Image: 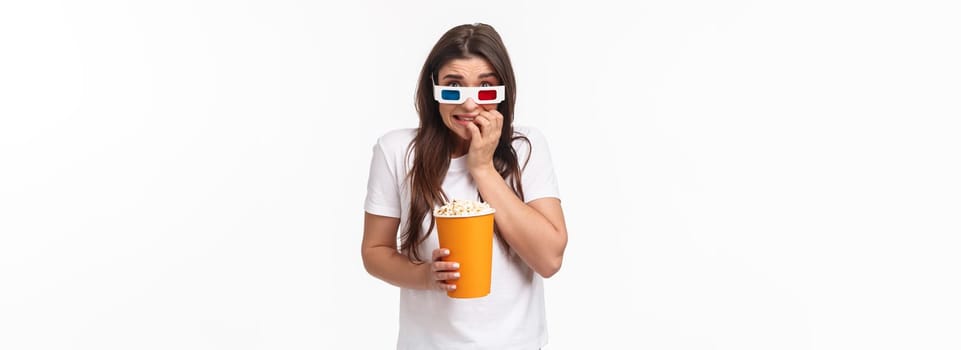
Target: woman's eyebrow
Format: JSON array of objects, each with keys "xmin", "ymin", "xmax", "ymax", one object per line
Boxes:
[{"xmin": 441, "ymin": 73, "xmax": 499, "ymax": 80}]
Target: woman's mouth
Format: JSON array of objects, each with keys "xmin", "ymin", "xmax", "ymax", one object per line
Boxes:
[{"xmin": 454, "ymin": 115, "xmax": 477, "ymax": 125}]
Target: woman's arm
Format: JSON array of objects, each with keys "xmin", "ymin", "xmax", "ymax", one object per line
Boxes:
[
  {"xmin": 472, "ymin": 169, "xmax": 568, "ymax": 278},
  {"xmin": 361, "ymin": 212, "xmax": 461, "ymax": 291},
  {"xmin": 465, "ymin": 106, "xmax": 569, "ymax": 278}
]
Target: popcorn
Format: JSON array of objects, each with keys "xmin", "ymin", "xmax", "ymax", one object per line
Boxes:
[{"xmin": 434, "ymin": 199, "xmax": 495, "ymax": 217}]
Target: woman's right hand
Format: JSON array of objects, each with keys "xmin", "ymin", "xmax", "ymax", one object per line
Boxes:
[{"xmin": 426, "ymin": 248, "xmax": 460, "ymax": 292}]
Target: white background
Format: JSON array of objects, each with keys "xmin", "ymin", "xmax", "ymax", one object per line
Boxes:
[{"xmin": 1, "ymin": 0, "xmax": 959, "ymax": 349}]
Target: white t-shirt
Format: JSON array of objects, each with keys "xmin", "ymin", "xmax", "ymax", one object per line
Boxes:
[{"xmin": 365, "ymin": 126, "xmax": 560, "ymax": 350}]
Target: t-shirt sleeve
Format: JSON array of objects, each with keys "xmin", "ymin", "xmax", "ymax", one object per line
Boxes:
[
  {"xmin": 364, "ymin": 141, "xmax": 402, "ymax": 218},
  {"xmin": 518, "ymin": 128, "xmax": 561, "ymax": 203}
]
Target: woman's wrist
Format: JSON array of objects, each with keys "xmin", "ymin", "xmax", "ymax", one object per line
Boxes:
[
  {"xmin": 417, "ymin": 262, "xmax": 433, "ymax": 290},
  {"xmin": 469, "ymin": 162, "xmax": 498, "ymax": 179}
]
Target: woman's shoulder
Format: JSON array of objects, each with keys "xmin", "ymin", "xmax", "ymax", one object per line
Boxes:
[
  {"xmin": 511, "ymin": 125, "xmax": 550, "ymax": 149},
  {"xmin": 513, "ymin": 125, "xmax": 549, "ymax": 140},
  {"xmin": 374, "ymin": 128, "xmax": 417, "ymax": 151}
]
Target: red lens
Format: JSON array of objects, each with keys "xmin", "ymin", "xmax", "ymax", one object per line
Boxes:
[{"xmin": 477, "ymin": 90, "xmax": 497, "ymax": 101}]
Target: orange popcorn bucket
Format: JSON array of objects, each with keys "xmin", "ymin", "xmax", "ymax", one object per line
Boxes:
[{"xmin": 435, "ymin": 210, "xmax": 496, "ymax": 298}]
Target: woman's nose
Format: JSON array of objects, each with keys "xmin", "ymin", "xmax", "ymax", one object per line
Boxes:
[{"xmin": 461, "ymin": 97, "xmax": 479, "ymax": 110}]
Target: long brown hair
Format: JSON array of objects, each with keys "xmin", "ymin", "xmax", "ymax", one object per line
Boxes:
[{"xmin": 401, "ymin": 23, "xmax": 530, "ymax": 262}]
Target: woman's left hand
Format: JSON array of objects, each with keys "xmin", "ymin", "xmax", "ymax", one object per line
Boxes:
[{"xmin": 465, "ymin": 108, "xmax": 503, "ymax": 174}]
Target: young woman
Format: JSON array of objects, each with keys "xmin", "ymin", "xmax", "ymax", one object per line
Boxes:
[{"xmin": 362, "ymin": 23, "xmax": 568, "ymax": 350}]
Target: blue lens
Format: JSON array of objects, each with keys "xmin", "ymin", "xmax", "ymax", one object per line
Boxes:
[{"xmin": 441, "ymin": 90, "xmax": 460, "ymax": 101}]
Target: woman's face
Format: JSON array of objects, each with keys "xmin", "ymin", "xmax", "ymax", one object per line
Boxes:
[{"xmin": 435, "ymin": 57, "xmax": 502, "ymax": 143}]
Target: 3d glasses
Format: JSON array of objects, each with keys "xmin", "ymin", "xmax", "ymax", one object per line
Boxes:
[{"xmin": 433, "ymin": 85, "xmax": 506, "ymax": 104}]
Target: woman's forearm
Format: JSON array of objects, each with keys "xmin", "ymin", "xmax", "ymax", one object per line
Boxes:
[
  {"xmin": 362, "ymin": 246, "xmax": 430, "ymax": 290},
  {"xmin": 472, "ymin": 165, "xmax": 567, "ymax": 278}
]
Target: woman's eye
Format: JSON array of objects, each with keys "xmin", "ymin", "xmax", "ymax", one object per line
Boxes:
[
  {"xmin": 480, "ymin": 82, "xmax": 492, "ymax": 87},
  {"xmin": 447, "ymin": 82, "xmax": 461, "ymax": 87}
]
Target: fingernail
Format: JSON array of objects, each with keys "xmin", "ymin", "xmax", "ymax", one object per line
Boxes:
[
  {"xmin": 450, "ymin": 285, "xmax": 457, "ymax": 290},
  {"xmin": 453, "ymin": 273, "xmax": 460, "ymax": 278},
  {"xmin": 444, "ymin": 249, "xmax": 450, "ymax": 255},
  {"xmin": 452, "ymin": 263, "xmax": 460, "ymax": 269}
]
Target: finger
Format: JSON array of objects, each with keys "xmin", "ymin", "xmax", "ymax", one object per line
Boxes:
[
  {"xmin": 473, "ymin": 113, "xmax": 493, "ymax": 136},
  {"xmin": 474, "ymin": 114, "xmax": 493, "ymax": 130},
  {"xmin": 465, "ymin": 119, "xmax": 482, "ymax": 140},
  {"xmin": 435, "ymin": 282, "xmax": 457, "ymax": 291},
  {"xmin": 431, "ymin": 248, "xmax": 450, "ymax": 262},
  {"xmin": 492, "ymin": 111, "xmax": 504, "ymax": 133},
  {"xmin": 478, "ymin": 110, "xmax": 502, "ymax": 137},
  {"xmin": 491, "ymin": 111, "xmax": 503, "ymax": 132},
  {"xmin": 434, "ymin": 271, "xmax": 461, "ymax": 282},
  {"xmin": 432, "ymin": 260, "xmax": 460, "ymax": 272},
  {"xmin": 479, "ymin": 109, "xmax": 503, "ymax": 122}
]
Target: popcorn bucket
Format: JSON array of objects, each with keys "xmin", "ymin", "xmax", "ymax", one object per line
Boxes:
[{"xmin": 435, "ymin": 210, "xmax": 496, "ymax": 298}]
